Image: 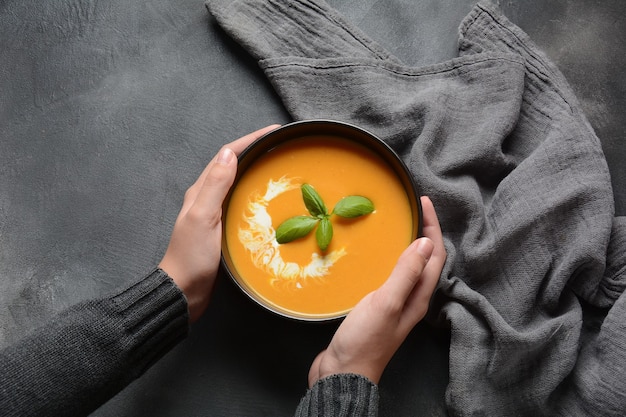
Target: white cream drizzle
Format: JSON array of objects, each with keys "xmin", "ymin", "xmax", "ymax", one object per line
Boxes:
[{"xmin": 238, "ymin": 176, "xmax": 347, "ymax": 286}]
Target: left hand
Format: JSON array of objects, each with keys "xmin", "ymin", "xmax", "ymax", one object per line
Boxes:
[{"xmin": 159, "ymin": 124, "xmax": 280, "ymax": 322}]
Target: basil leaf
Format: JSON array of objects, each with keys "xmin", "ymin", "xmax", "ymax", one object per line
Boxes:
[
  {"xmin": 333, "ymin": 196, "xmax": 375, "ymax": 218},
  {"xmin": 316, "ymin": 217, "xmax": 333, "ymax": 251},
  {"xmin": 301, "ymin": 184, "xmax": 328, "ymax": 218},
  {"xmin": 275, "ymin": 216, "xmax": 319, "ymax": 244}
]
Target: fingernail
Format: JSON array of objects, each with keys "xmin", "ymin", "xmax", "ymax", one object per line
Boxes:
[
  {"xmin": 415, "ymin": 238, "xmax": 434, "ymax": 260},
  {"xmin": 216, "ymin": 147, "xmax": 235, "ymax": 165}
]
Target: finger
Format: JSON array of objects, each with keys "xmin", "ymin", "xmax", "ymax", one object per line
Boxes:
[
  {"xmin": 193, "ymin": 147, "xmax": 238, "ymax": 224},
  {"xmin": 183, "ymin": 124, "xmax": 281, "ymax": 209},
  {"xmin": 379, "ymin": 237, "xmax": 434, "ymax": 305},
  {"xmin": 192, "ymin": 124, "xmax": 280, "ymax": 213},
  {"xmin": 400, "ymin": 196, "xmax": 446, "ymax": 321},
  {"xmin": 227, "ymin": 124, "xmax": 281, "ymax": 156},
  {"xmin": 194, "ymin": 124, "xmax": 280, "ymax": 190},
  {"xmin": 419, "ymin": 196, "xmax": 447, "ymax": 284},
  {"xmin": 420, "ymin": 196, "xmax": 445, "ymax": 256}
]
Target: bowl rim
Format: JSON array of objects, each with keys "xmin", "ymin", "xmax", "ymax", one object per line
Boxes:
[{"xmin": 221, "ymin": 119, "xmax": 423, "ymax": 322}]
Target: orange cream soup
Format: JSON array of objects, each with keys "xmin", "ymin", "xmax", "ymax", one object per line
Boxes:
[{"xmin": 225, "ymin": 136, "xmax": 414, "ymax": 318}]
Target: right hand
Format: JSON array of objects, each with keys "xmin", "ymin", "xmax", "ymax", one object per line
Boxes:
[{"xmin": 307, "ymin": 196, "xmax": 446, "ymax": 385}]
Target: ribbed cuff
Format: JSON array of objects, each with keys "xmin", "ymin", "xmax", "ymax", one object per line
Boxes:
[
  {"xmin": 0, "ymin": 269, "xmax": 190, "ymax": 417},
  {"xmin": 295, "ymin": 374, "xmax": 379, "ymax": 417},
  {"xmin": 109, "ymin": 268, "xmax": 189, "ymax": 376}
]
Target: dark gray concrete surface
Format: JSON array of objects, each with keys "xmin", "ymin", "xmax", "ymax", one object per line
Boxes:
[{"xmin": 1, "ymin": 0, "xmax": 624, "ymax": 415}]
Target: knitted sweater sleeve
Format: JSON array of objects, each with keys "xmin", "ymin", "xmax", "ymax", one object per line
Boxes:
[
  {"xmin": 0, "ymin": 268, "xmax": 189, "ymax": 417},
  {"xmin": 295, "ymin": 374, "xmax": 379, "ymax": 417}
]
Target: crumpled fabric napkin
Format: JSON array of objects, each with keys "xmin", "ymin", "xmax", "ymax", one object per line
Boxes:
[{"xmin": 206, "ymin": 0, "xmax": 626, "ymax": 415}]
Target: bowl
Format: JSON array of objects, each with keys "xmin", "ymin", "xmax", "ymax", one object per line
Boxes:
[{"xmin": 221, "ymin": 120, "xmax": 422, "ymax": 321}]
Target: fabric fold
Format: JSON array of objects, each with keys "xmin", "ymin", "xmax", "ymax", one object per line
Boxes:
[
  {"xmin": 207, "ymin": 0, "xmax": 401, "ymax": 63},
  {"xmin": 206, "ymin": 0, "xmax": 626, "ymax": 415}
]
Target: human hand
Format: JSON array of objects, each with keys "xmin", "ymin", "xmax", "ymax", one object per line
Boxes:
[
  {"xmin": 307, "ymin": 196, "xmax": 446, "ymax": 385},
  {"xmin": 159, "ymin": 124, "xmax": 280, "ymax": 323}
]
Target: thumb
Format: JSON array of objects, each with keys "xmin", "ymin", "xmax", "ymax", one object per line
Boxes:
[
  {"xmin": 381, "ymin": 238, "xmax": 434, "ymax": 304},
  {"xmin": 196, "ymin": 147, "xmax": 237, "ymax": 220}
]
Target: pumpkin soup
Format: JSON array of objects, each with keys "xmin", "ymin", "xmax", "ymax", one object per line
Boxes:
[{"xmin": 224, "ymin": 135, "xmax": 414, "ymax": 319}]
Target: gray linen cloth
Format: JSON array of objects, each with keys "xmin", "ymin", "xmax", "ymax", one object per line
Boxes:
[{"xmin": 206, "ymin": 0, "xmax": 626, "ymax": 415}]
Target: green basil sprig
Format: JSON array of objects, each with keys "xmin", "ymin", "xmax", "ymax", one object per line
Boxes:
[{"xmin": 275, "ymin": 184, "xmax": 374, "ymax": 251}]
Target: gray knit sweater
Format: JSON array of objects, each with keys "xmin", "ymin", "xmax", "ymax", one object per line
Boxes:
[{"xmin": 0, "ymin": 269, "xmax": 378, "ymax": 416}]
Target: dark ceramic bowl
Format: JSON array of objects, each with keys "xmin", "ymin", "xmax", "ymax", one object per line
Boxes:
[{"xmin": 221, "ymin": 120, "xmax": 422, "ymax": 321}]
